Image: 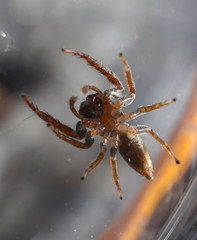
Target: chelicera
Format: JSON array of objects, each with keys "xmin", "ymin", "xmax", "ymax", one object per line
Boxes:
[{"xmin": 22, "ymin": 49, "xmax": 180, "ymax": 199}]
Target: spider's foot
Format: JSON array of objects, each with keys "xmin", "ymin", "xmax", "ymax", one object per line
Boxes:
[
  {"xmin": 21, "ymin": 93, "xmax": 29, "ymax": 102},
  {"xmin": 81, "ymin": 171, "xmax": 89, "ymax": 180},
  {"xmin": 81, "ymin": 176, "xmax": 85, "ymax": 181},
  {"xmin": 175, "ymin": 158, "xmax": 180, "ymax": 164},
  {"xmin": 118, "ymin": 190, "xmax": 123, "ymax": 200},
  {"xmin": 61, "ymin": 48, "xmax": 74, "ymax": 54},
  {"xmin": 21, "ymin": 94, "xmax": 31, "ymax": 105},
  {"xmin": 21, "ymin": 93, "xmax": 27, "ymax": 98}
]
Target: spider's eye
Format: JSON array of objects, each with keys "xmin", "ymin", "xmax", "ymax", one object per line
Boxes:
[{"xmin": 79, "ymin": 93, "xmax": 103, "ymax": 118}]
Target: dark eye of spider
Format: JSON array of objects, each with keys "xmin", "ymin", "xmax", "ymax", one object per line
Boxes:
[{"xmin": 79, "ymin": 93, "xmax": 103, "ymax": 118}]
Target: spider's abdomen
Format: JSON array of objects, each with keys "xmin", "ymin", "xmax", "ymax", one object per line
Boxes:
[
  {"xmin": 118, "ymin": 133, "xmax": 154, "ymax": 180},
  {"xmin": 79, "ymin": 93, "xmax": 103, "ymax": 118}
]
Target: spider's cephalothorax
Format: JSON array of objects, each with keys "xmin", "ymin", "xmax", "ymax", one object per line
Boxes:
[
  {"xmin": 22, "ymin": 49, "xmax": 180, "ymax": 199},
  {"xmin": 79, "ymin": 93, "xmax": 103, "ymax": 118}
]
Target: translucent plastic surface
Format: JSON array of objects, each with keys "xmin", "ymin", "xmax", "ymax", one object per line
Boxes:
[{"xmin": 0, "ymin": 1, "xmax": 196, "ymax": 240}]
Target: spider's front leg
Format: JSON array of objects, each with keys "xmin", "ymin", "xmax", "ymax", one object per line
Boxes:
[
  {"xmin": 61, "ymin": 48, "xmax": 124, "ymax": 90},
  {"xmin": 21, "ymin": 94, "xmax": 80, "ymax": 139},
  {"xmin": 22, "ymin": 94, "xmax": 94, "ymax": 147},
  {"xmin": 110, "ymin": 131, "xmax": 123, "ymax": 199},
  {"xmin": 136, "ymin": 125, "xmax": 180, "ymax": 164},
  {"xmin": 119, "ymin": 53, "xmax": 135, "ymax": 96},
  {"xmin": 47, "ymin": 123, "xmax": 94, "ymax": 149}
]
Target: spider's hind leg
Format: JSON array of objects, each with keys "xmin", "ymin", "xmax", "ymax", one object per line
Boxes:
[
  {"xmin": 62, "ymin": 48, "xmax": 124, "ymax": 90},
  {"xmin": 47, "ymin": 123, "xmax": 94, "ymax": 149},
  {"xmin": 21, "ymin": 94, "xmax": 80, "ymax": 139},
  {"xmin": 136, "ymin": 125, "xmax": 180, "ymax": 164},
  {"xmin": 110, "ymin": 131, "xmax": 123, "ymax": 199}
]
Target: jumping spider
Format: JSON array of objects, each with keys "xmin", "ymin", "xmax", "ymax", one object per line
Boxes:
[{"xmin": 22, "ymin": 48, "xmax": 180, "ymax": 199}]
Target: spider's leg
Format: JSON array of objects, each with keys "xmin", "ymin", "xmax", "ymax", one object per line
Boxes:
[
  {"xmin": 119, "ymin": 53, "xmax": 136, "ymax": 96},
  {"xmin": 47, "ymin": 123, "xmax": 94, "ymax": 149},
  {"xmin": 21, "ymin": 94, "xmax": 80, "ymax": 139},
  {"xmin": 62, "ymin": 48, "xmax": 124, "ymax": 90},
  {"xmin": 136, "ymin": 125, "xmax": 180, "ymax": 164},
  {"xmin": 110, "ymin": 131, "xmax": 123, "ymax": 199},
  {"xmin": 118, "ymin": 98, "xmax": 176, "ymax": 122},
  {"xmin": 81, "ymin": 133, "xmax": 109, "ymax": 180}
]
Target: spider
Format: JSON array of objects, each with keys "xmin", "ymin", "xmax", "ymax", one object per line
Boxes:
[{"xmin": 21, "ymin": 48, "xmax": 180, "ymax": 199}]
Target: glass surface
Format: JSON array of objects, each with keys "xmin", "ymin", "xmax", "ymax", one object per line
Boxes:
[{"xmin": 0, "ymin": 1, "xmax": 196, "ymax": 240}]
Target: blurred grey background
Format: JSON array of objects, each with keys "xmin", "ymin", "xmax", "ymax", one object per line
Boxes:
[{"xmin": 0, "ymin": 0, "xmax": 196, "ymax": 240}]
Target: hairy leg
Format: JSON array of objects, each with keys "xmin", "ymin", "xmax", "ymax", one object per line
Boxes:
[
  {"xmin": 22, "ymin": 94, "xmax": 80, "ymax": 138},
  {"xmin": 62, "ymin": 48, "xmax": 124, "ymax": 90},
  {"xmin": 136, "ymin": 125, "xmax": 180, "ymax": 164},
  {"xmin": 118, "ymin": 98, "xmax": 176, "ymax": 122},
  {"xmin": 119, "ymin": 53, "xmax": 136, "ymax": 96},
  {"xmin": 110, "ymin": 131, "xmax": 123, "ymax": 199},
  {"xmin": 47, "ymin": 123, "xmax": 94, "ymax": 149},
  {"xmin": 81, "ymin": 133, "xmax": 109, "ymax": 180}
]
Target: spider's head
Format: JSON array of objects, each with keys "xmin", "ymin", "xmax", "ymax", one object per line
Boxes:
[{"xmin": 79, "ymin": 93, "xmax": 103, "ymax": 118}]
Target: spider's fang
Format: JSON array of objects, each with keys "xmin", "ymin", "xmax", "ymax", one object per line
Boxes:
[{"xmin": 119, "ymin": 52, "xmax": 123, "ymax": 57}]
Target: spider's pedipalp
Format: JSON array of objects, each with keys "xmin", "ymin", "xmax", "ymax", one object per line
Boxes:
[
  {"xmin": 136, "ymin": 125, "xmax": 180, "ymax": 164},
  {"xmin": 76, "ymin": 121, "xmax": 87, "ymax": 138},
  {"xmin": 69, "ymin": 96, "xmax": 83, "ymax": 120},
  {"xmin": 62, "ymin": 48, "xmax": 124, "ymax": 90},
  {"xmin": 81, "ymin": 85, "xmax": 104, "ymax": 96}
]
